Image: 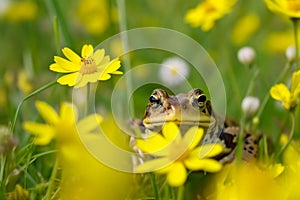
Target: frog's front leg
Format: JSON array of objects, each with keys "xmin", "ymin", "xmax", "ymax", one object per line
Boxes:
[
  {"xmin": 129, "ymin": 119, "xmax": 147, "ymax": 168},
  {"xmin": 219, "ymin": 127, "xmax": 259, "ymax": 164}
]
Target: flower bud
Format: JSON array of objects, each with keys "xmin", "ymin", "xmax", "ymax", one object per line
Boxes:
[
  {"xmin": 0, "ymin": 126, "xmax": 18, "ymax": 155},
  {"xmin": 252, "ymin": 116, "xmax": 260, "ymax": 126},
  {"xmin": 285, "ymin": 45, "xmax": 298, "ymax": 62},
  {"xmin": 237, "ymin": 46, "xmax": 256, "ymax": 66},
  {"xmin": 159, "ymin": 57, "xmax": 190, "ymax": 86},
  {"xmin": 242, "ymin": 96, "xmax": 260, "ymax": 117}
]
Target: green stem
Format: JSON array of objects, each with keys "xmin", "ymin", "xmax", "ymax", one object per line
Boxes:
[
  {"xmin": 116, "ymin": 0, "xmax": 135, "ymax": 117},
  {"xmin": 85, "ymin": 83, "xmax": 91, "ymax": 116},
  {"xmin": 228, "ymin": 58, "xmax": 242, "ymax": 106},
  {"xmin": 0, "ymin": 156, "xmax": 6, "ymax": 194},
  {"xmin": 148, "ymin": 173, "xmax": 159, "ymax": 200},
  {"xmin": 176, "ymin": 185, "xmax": 184, "ymax": 200},
  {"xmin": 275, "ymin": 112, "xmax": 295, "ymax": 160},
  {"xmin": 245, "ymin": 68, "xmax": 260, "ymax": 97},
  {"xmin": 45, "ymin": 156, "xmax": 59, "ymax": 200},
  {"xmin": 46, "ymin": 0, "xmax": 73, "ymax": 47},
  {"xmin": 292, "ymin": 18, "xmax": 299, "ymax": 69},
  {"xmin": 10, "ymin": 80, "xmax": 57, "ymax": 133},
  {"xmin": 263, "ymin": 135, "xmax": 269, "ymax": 161},
  {"xmin": 236, "ymin": 115, "xmax": 246, "ymax": 164},
  {"xmin": 53, "ymin": 16, "xmax": 61, "ymax": 55},
  {"xmin": 236, "ymin": 68, "xmax": 259, "ymax": 162},
  {"xmin": 256, "ymin": 62, "xmax": 290, "ymax": 120}
]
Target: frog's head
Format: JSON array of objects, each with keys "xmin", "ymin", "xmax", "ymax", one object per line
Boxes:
[{"xmin": 143, "ymin": 88, "xmax": 214, "ymax": 130}]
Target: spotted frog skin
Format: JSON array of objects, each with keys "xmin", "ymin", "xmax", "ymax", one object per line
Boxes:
[{"xmin": 135, "ymin": 88, "xmax": 258, "ymax": 164}]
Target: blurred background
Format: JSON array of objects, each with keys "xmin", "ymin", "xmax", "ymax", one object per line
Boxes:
[
  {"xmin": 0, "ymin": 0, "xmax": 298, "ymax": 199},
  {"xmin": 0, "ymin": 0, "xmax": 293, "ymax": 125}
]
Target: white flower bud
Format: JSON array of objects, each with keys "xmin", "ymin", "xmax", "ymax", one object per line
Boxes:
[
  {"xmin": 242, "ymin": 96, "xmax": 260, "ymax": 117},
  {"xmin": 237, "ymin": 47, "xmax": 256, "ymax": 66},
  {"xmin": 285, "ymin": 45, "xmax": 298, "ymax": 62},
  {"xmin": 159, "ymin": 57, "xmax": 190, "ymax": 86}
]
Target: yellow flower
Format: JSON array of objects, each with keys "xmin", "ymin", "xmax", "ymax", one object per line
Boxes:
[
  {"xmin": 135, "ymin": 122, "xmax": 223, "ymax": 187},
  {"xmin": 265, "ymin": 0, "xmax": 300, "ymax": 18},
  {"xmin": 23, "ymin": 101, "xmax": 102, "ymax": 146},
  {"xmin": 76, "ymin": 0, "xmax": 109, "ymax": 35},
  {"xmin": 23, "ymin": 102, "xmax": 134, "ymax": 199},
  {"xmin": 17, "ymin": 70, "xmax": 33, "ymax": 95},
  {"xmin": 270, "ymin": 70, "xmax": 300, "ymax": 110},
  {"xmin": 204, "ymin": 163, "xmax": 284, "ymax": 200},
  {"xmin": 6, "ymin": 184, "xmax": 30, "ymax": 200},
  {"xmin": 265, "ymin": 30, "xmax": 295, "ymax": 53},
  {"xmin": 0, "ymin": 87, "xmax": 7, "ymax": 108},
  {"xmin": 231, "ymin": 13, "xmax": 260, "ymax": 45},
  {"xmin": 282, "ymin": 141, "xmax": 300, "ymax": 199},
  {"xmin": 49, "ymin": 44, "xmax": 122, "ymax": 88},
  {"xmin": 2, "ymin": 1, "xmax": 37, "ymax": 22},
  {"xmin": 185, "ymin": 0, "xmax": 237, "ymax": 31}
]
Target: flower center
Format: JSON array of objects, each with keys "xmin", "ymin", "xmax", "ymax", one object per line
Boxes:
[
  {"xmin": 169, "ymin": 141, "xmax": 190, "ymax": 161},
  {"xmin": 79, "ymin": 57, "xmax": 97, "ymax": 74},
  {"xmin": 286, "ymin": 0, "xmax": 300, "ymax": 12},
  {"xmin": 170, "ymin": 66, "xmax": 179, "ymax": 75},
  {"xmin": 203, "ymin": 2, "xmax": 216, "ymax": 13}
]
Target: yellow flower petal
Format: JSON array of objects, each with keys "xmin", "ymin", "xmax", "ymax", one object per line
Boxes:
[
  {"xmin": 34, "ymin": 134, "xmax": 55, "ymax": 146},
  {"xmin": 81, "ymin": 44, "xmax": 94, "ymax": 58},
  {"xmin": 167, "ymin": 162, "xmax": 187, "ymax": 187},
  {"xmin": 195, "ymin": 143, "xmax": 223, "ymax": 158},
  {"xmin": 155, "ymin": 162, "xmax": 174, "ymax": 174},
  {"xmin": 269, "ymin": 164, "xmax": 285, "ymax": 178},
  {"xmin": 57, "ymin": 72, "xmax": 80, "ymax": 86},
  {"xmin": 35, "ymin": 101, "xmax": 59, "ymax": 125},
  {"xmin": 62, "ymin": 47, "xmax": 81, "ymax": 65},
  {"xmin": 98, "ymin": 58, "xmax": 122, "ymax": 81},
  {"xmin": 60, "ymin": 102, "xmax": 77, "ymax": 123},
  {"xmin": 49, "ymin": 63, "xmax": 74, "ymax": 73},
  {"xmin": 135, "ymin": 157, "xmax": 170, "ymax": 173},
  {"xmin": 184, "ymin": 158, "xmax": 222, "ymax": 172},
  {"xmin": 291, "ymin": 70, "xmax": 300, "ymax": 94},
  {"xmin": 270, "ymin": 83, "xmax": 290, "ymax": 103},
  {"xmin": 162, "ymin": 122, "xmax": 181, "ymax": 142},
  {"xmin": 136, "ymin": 133, "xmax": 169, "ymax": 156},
  {"xmin": 110, "ymin": 71, "xmax": 123, "ymax": 75},
  {"xmin": 103, "ymin": 58, "xmax": 122, "ymax": 73},
  {"xmin": 99, "ymin": 55, "xmax": 110, "ymax": 65},
  {"xmin": 93, "ymin": 49, "xmax": 105, "ymax": 65},
  {"xmin": 74, "ymin": 73, "xmax": 100, "ymax": 88},
  {"xmin": 185, "ymin": 0, "xmax": 237, "ymax": 31},
  {"xmin": 183, "ymin": 126, "xmax": 204, "ymax": 150},
  {"xmin": 265, "ymin": 0, "xmax": 300, "ymax": 18},
  {"xmin": 22, "ymin": 122, "xmax": 55, "ymax": 145},
  {"xmin": 77, "ymin": 114, "xmax": 102, "ymax": 133},
  {"xmin": 52, "ymin": 56, "xmax": 80, "ymax": 72},
  {"xmin": 99, "ymin": 73, "xmax": 111, "ymax": 81}
]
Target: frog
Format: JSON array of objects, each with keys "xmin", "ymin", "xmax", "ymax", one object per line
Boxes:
[{"xmin": 131, "ymin": 88, "xmax": 258, "ymax": 164}]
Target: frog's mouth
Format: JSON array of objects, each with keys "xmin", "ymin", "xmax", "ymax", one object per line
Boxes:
[{"xmin": 143, "ymin": 115, "xmax": 213, "ymax": 130}]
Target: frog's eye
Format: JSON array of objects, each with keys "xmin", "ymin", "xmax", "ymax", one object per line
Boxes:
[
  {"xmin": 197, "ymin": 94, "xmax": 206, "ymax": 107},
  {"xmin": 149, "ymin": 95, "xmax": 160, "ymax": 104},
  {"xmin": 197, "ymin": 94, "xmax": 206, "ymax": 103}
]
